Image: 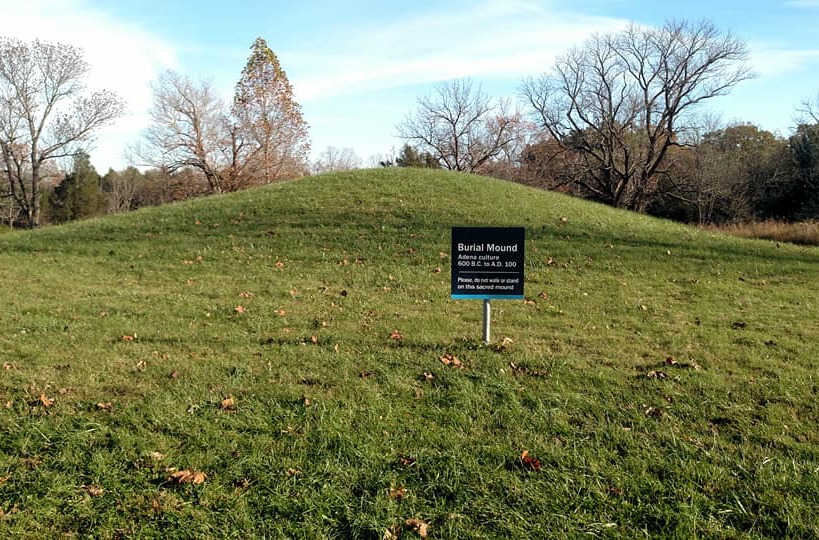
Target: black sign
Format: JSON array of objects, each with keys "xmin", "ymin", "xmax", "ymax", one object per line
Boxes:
[{"xmin": 451, "ymin": 227, "xmax": 524, "ymax": 299}]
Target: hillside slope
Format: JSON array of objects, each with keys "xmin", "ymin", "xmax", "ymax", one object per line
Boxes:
[{"xmin": 0, "ymin": 168, "xmax": 818, "ymax": 538}]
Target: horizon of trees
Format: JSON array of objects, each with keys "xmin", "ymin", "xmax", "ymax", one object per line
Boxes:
[{"xmin": 2, "ymin": 21, "xmax": 818, "ymax": 229}]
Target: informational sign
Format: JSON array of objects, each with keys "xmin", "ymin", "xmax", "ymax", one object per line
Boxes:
[{"xmin": 451, "ymin": 227, "xmax": 525, "ymax": 300}]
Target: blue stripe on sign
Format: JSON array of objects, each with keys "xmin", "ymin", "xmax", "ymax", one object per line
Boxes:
[{"xmin": 451, "ymin": 294, "xmax": 525, "ymax": 300}]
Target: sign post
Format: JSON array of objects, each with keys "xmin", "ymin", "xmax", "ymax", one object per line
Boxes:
[{"xmin": 451, "ymin": 227, "xmax": 524, "ymax": 344}]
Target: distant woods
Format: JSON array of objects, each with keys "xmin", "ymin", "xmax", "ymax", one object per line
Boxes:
[
  {"xmin": 3, "ymin": 21, "xmax": 819, "ymax": 228},
  {"xmin": 396, "ymin": 20, "xmax": 819, "ymax": 225}
]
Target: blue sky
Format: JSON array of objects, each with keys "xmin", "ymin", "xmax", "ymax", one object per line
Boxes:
[{"xmin": 2, "ymin": 0, "xmax": 818, "ymax": 171}]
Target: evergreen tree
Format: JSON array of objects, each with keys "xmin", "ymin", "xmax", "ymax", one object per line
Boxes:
[{"xmin": 46, "ymin": 152, "xmax": 105, "ymax": 224}]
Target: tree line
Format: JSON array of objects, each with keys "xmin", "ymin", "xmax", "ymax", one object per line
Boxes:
[
  {"xmin": 395, "ymin": 20, "xmax": 819, "ymax": 225},
  {"xmin": 2, "ymin": 21, "xmax": 818, "ymax": 228}
]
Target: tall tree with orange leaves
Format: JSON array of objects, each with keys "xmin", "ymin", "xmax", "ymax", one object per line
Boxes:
[{"xmin": 231, "ymin": 37, "xmax": 309, "ymax": 186}]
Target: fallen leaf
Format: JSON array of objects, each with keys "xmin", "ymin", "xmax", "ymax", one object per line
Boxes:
[
  {"xmin": 169, "ymin": 469, "xmax": 207, "ymax": 485},
  {"xmin": 383, "ymin": 525, "xmax": 402, "ymax": 540},
  {"xmin": 238, "ymin": 292, "xmax": 255, "ymax": 298},
  {"xmin": 646, "ymin": 370, "xmax": 667, "ymax": 379},
  {"xmin": 421, "ymin": 372, "xmax": 435, "ymax": 381},
  {"xmin": 398, "ymin": 455, "xmax": 416, "ymax": 467},
  {"xmin": 432, "ymin": 267, "xmax": 442, "ymax": 273},
  {"xmin": 83, "ymin": 485, "xmax": 104, "ymax": 497},
  {"xmin": 122, "ymin": 334, "xmax": 136, "ymax": 342},
  {"xmin": 509, "ymin": 361, "xmax": 549, "ymax": 377},
  {"xmin": 235, "ymin": 305, "xmax": 246, "ymax": 314},
  {"xmin": 390, "ymin": 329, "xmax": 404, "ymax": 341},
  {"xmin": 520, "ymin": 450, "xmax": 542, "ymax": 472},
  {"xmin": 4, "ymin": 400, "xmax": 12, "ymax": 409},
  {"xmin": 644, "ymin": 406, "xmax": 663, "ymax": 418},
  {"xmin": 96, "ymin": 402, "xmax": 113, "ymax": 410},
  {"xmin": 405, "ymin": 518, "xmax": 429, "ymax": 538},
  {"xmin": 665, "ymin": 356, "xmax": 678, "ymax": 366},
  {"xmin": 538, "ymin": 292, "xmax": 549, "ymax": 299},
  {"xmin": 523, "ymin": 299, "xmax": 536, "ymax": 306},
  {"xmin": 2, "ymin": 362, "xmax": 13, "ymax": 370},
  {"xmin": 303, "ymin": 398, "xmax": 312, "ymax": 407},
  {"xmin": 148, "ymin": 451, "xmax": 166, "ymax": 461},
  {"xmin": 439, "ymin": 353, "xmax": 463, "ymax": 368},
  {"xmin": 38, "ymin": 393, "xmax": 54, "ymax": 407},
  {"xmin": 276, "ymin": 309, "xmax": 287, "ymax": 316},
  {"xmin": 275, "ymin": 261, "xmax": 285, "ymax": 269},
  {"xmin": 285, "ymin": 468, "xmax": 301, "ymax": 477},
  {"xmin": 169, "ymin": 370, "xmax": 180, "ymax": 379},
  {"xmin": 220, "ymin": 397, "xmax": 236, "ymax": 411},
  {"xmin": 388, "ymin": 485, "xmax": 407, "ymax": 500},
  {"xmin": 359, "ymin": 371, "xmax": 374, "ymax": 379},
  {"xmin": 136, "ymin": 360, "xmax": 147, "ymax": 371}
]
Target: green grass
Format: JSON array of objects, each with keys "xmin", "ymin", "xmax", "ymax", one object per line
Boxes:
[{"xmin": 1, "ymin": 168, "xmax": 818, "ymax": 538}]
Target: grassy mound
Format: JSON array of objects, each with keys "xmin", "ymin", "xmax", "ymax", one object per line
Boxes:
[{"xmin": 1, "ymin": 168, "xmax": 818, "ymax": 538}]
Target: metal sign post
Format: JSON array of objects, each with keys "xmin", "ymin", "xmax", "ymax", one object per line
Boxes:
[
  {"xmin": 451, "ymin": 227, "xmax": 524, "ymax": 344},
  {"xmin": 482, "ymin": 299, "xmax": 491, "ymax": 344}
]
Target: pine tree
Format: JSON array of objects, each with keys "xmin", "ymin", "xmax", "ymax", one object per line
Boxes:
[
  {"xmin": 232, "ymin": 37, "xmax": 309, "ymax": 184},
  {"xmin": 46, "ymin": 152, "xmax": 105, "ymax": 224}
]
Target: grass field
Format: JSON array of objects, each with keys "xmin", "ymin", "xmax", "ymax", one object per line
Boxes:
[{"xmin": 1, "ymin": 168, "xmax": 818, "ymax": 538}]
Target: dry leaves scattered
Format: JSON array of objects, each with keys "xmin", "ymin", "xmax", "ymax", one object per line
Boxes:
[
  {"xmin": 82, "ymin": 484, "xmax": 104, "ymax": 497},
  {"xmin": 220, "ymin": 397, "xmax": 236, "ymax": 411},
  {"xmin": 38, "ymin": 394, "xmax": 54, "ymax": 407},
  {"xmin": 235, "ymin": 305, "xmax": 247, "ymax": 314},
  {"xmin": 404, "ymin": 518, "xmax": 430, "ymax": 538},
  {"xmin": 509, "ymin": 361, "xmax": 549, "ymax": 377},
  {"xmin": 390, "ymin": 329, "xmax": 404, "ymax": 341},
  {"xmin": 439, "ymin": 353, "xmax": 463, "ymax": 368},
  {"xmin": 168, "ymin": 469, "xmax": 207, "ymax": 485},
  {"xmin": 96, "ymin": 402, "xmax": 113, "ymax": 411},
  {"xmin": 388, "ymin": 485, "xmax": 407, "ymax": 500},
  {"xmin": 520, "ymin": 450, "xmax": 542, "ymax": 472}
]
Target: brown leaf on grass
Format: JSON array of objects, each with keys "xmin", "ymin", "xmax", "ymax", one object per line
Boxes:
[
  {"xmin": 665, "ymin": 356, "xmax": 678, "ymax": 366},
  {"xmin": 523, "ymin": 299, "xmax": 536, "ymax": 306},
  {"xmin": 285, "ymin": 468, "xmax": 301, "ymax": 477},
  {"xmin": 148, "ymin": 451, "xmax": 166, "ymax": 461},
  {"xmin": 421, "ymin": 372, "xmax": 435, "ymax": 381},
  {"xmin": 646, "ymin": 370, "xmax": 667, "ymax": 379},
  {"xmin": 169, "ymin": 469, "xmax": 207, "ymax": 485},
  {"xmin": 644, "ymin": 406, "xmax": 663, "ymax": 418},
  {"xmin": 509, "ymin": 361, "xmax": 549, "ymax": 377},
  {"xmin": 2, "ymin": 362, "xmax": 13, "ymax": 370},
  {"xmin": 388, "ymin": 485, "xmax": 407, "ymax": 500},
  {"xmin": 520, "ymin": 450, "xmax": 542, "ymax": 472},
  {"xmin": 274, "ymin": 260, "xmax": 285, "ymax": 269},
  {"xmin": 38, "ymin": 393, "xmax": 54, "ymax": 407},
  {"xmin": 439, "ymin": 353, "xmax": 463, "ymax": 368},
  {"xmin": 390, "ymin": 329, "xmax": 404, "ymax": 341},
  {"xmin": 169, "ymin": 370, "xmax": 180, "ymax": 379},
  {"xmin": 220, "ymin": 397, "xmax": 236, "ymax": 411},
  {"xmin": 383, "ymin": 525, "xmax": 402, "ymax": 540},
  {"xmin": 397, "ymin": 455, "xmax": 416, "ymax": 467},
  {"xmin": 538, "ymin": 292, "xmax": 549, "ymax": 299},
  {"xmin": 82, "ymin": 484, "xmax": 104, "ymax": 497},
  {"xmin": 136, "ymin": 360, "xmax": 147, "ymax": 371},
  {"xmin": 276, "ymin": 309, "xmax": 287, "ymax": 316},
  {"xmin": 235, "ymin": 305, "xmax": 247, "ymax": 314},
  {"xmin": 432, "ymin": 267, "xmax": 442, "ymax": 273},
  {"xmin": 121, "ymin": 334, "xmax": 136, "ymax": 342},
  {"xmin": 4, "ymin": 400, "xmax": 12, "ymax": 409},
  {"xmin": 96, "ymin": 402, "xmax": 113, "ymax": 411},
  {"xmin": 405, "ymin": 518, "xmax": 429, "ymax": 538},
  {"xmin": 359, "ymin": 371, "xmax": 375, "ymax": 379},
  {"xmin": 238, "ymin": 292, "xmax": 255, "ymax": 298}
]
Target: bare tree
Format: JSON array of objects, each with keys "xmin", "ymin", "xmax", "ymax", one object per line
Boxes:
[
  {"xmin": 137, "ymin": 70, "xmax": 232, "ymax": 193},
  {"xmin": 798, "ymin": 92, "xmax": 819, "ymax": 124},
  {"xmin": 521, "ymin": 20, "xmax": 753, "ymax": 211},
  {"xmin": 311, "ymin": 146, "xmax": 362, "ymax": 174},
  {"xmin": 397, "ymin": 79, "xmax": 521, "ymax": 173},
  {"xmin": 0, "ymin": 38, "xmax": 124, "ymax": 226}
]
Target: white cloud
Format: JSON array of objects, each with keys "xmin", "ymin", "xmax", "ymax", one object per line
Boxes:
[
  {"xmin": 748, "ymin": 43, "xmax": 819, "ymax": 77},
  {"xmin": 289, "ymin": 1, "xmax": 627, "ymax": 103},
  {"xmin": 0, "ymin": 0, "xmax": 178, "ymax": 170}
]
